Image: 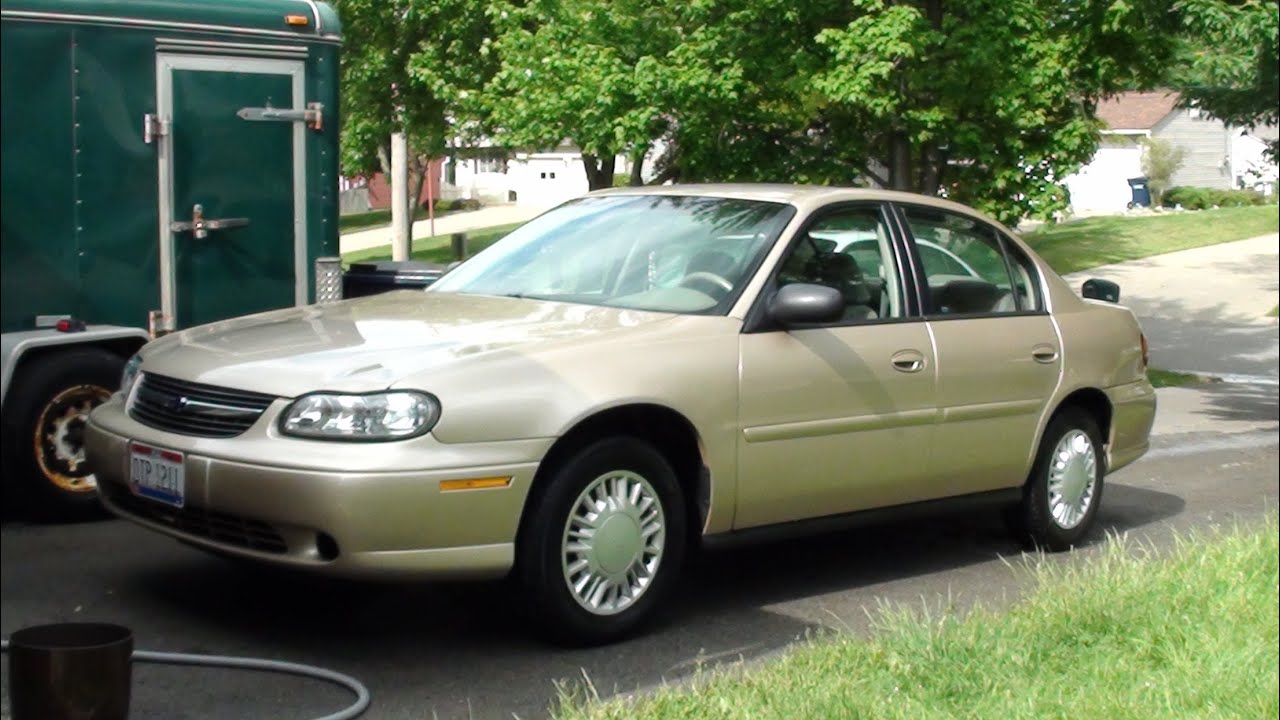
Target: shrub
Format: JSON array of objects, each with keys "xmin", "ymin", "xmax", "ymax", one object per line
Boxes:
[{"xmin": 1163, "ymin": 186, "xmax": 1264, "ymax": 209}]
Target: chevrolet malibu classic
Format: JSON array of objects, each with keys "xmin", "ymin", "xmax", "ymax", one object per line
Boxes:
[{"xmin": 86, "ymin": 185, "xmax": 1157, "ymax": 644}]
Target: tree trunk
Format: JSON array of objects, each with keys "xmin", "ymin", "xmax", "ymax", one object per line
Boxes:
[
  {"xmin": 628, "ymin": 147, "xmax": 646, "ymax": 186},
  {"xmin": 919, "ymin": 144, "xmax": 941, "ymax": 196},
  {"xmin": 581, "ymin": 153, "xmax": 617, "ymax": 191},
  {"xmin": 407, "ymin": 154, "xmax": 428, "ymax": 228},
  {"xmin": 888, "ymin": 132, "xmax": 912, "ymax": 191}
]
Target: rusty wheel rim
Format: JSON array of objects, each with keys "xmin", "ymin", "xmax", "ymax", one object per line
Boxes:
[{"xmin": 34, "ymin": 384, "xmax": 111, "ymax": 493}]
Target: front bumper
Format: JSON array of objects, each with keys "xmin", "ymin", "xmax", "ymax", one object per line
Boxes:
[{"xmin": 85, "ymin": 397, "xmax": 548, "ymax": 580}]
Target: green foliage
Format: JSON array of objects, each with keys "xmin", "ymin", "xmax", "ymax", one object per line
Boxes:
[
  {"xmin": 476, "ymin": 0, "xmax": 1184, "ymax": 222},
  {"xmin": 334, "ymin": 0, "xmax": 495, "ymax": 177},
  {"xmin": 557, "ymin": 516, "xmax": 1280, "ymax": 720},
  {"xmin": 1162, "ymin": 186, "xmax": 1269, "ymax": 210},
  {"xmin": 1173, "ymin": 0, "xmax": 1279, "ymax": 157},
  {"xmin": 1139, "ymin": 138, "xmax": 1186, "ymax": 205}
]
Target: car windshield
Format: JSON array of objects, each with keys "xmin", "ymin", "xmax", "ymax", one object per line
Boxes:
[{"xmin": 429, "ymin": 195, "xmax": 795, "ymax": 314}]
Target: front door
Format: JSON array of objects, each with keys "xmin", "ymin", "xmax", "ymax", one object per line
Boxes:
[
  {"xmin": 735, "ymin": 204, "xmax": 939, "ymax": 529},
  {"xmin": 156, "ymin": 54, "xmax": 306, "ymax": 329}
]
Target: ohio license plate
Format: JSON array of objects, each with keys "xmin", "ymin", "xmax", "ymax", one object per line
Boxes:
[{"xmin": 129, "ymin": 443, "xmax": 185, "ymax": 508}]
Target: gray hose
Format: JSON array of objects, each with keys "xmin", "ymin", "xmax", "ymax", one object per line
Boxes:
[{"xmin": 0, "ymin": 640, "xmax": 370, "ymax": 720}]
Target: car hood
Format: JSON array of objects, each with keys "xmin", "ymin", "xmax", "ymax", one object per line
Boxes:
[{"xmin": 139, "ymin": 291, "xmax": 676, "ymax": 397}]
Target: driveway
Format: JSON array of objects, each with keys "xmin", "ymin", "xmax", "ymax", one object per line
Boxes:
[{"xmin": 1064, "ymin": 233, "xmax": 1279, "ymax": 379}]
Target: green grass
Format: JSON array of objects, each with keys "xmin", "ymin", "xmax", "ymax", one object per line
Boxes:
[
  {"xmin": 557, "ymin": 515, "xmax": 1279, "ymax": 720},
  {"xmin": 337, "ymin": 203, "xmax": 482, "ymax": 233},
  {"xmin": 1023, "ymin": 205, "xmax": 1279, "ymax": 274},
  {"xmin": 340, "ymin": 222, "xmax": 523, "ymax": 266},
  {"xmin": 1268, "ymin": 305, "xmax": 1278, "ymax": 318},
  {"xmin": 1147, "ymin": 368, "xmax": 1217, "ymax": 388}
]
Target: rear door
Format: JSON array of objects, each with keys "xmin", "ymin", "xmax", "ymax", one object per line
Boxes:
[
  {"xmin": 895, "ymin": 203, "xmax": 1062, "ymax": 496},
  {"xmin": 156, "ymin": 54, "xmax": 307, "ymax": 329}
]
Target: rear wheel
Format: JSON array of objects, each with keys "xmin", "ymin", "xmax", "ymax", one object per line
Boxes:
[
  {"xmin": 1015, "ymin": 407, "xmax": 1105, "ymax": 551},
  {"xmin": 2, "ymin": 348, "xmax": 124, "ymax": 522},
  {"xmin": 519, "ymin": 437, "xmax": 686, "ymax": 646}
]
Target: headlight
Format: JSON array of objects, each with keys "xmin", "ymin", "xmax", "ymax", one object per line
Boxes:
[
  {"xmin": 279, "ymin": 391, "xmax": 440, "ymax": 441},
  {"xmin": 120, "ymin": 355, "xmax": 143, "ymax": 397}
]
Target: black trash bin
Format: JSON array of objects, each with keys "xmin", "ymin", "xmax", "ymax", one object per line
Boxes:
[
  {"xmin": 8, "ymin": 622, "xmax": 134, "ymax": 720},
  {"xmin": 1126, "ymin": 176, "xmax": 1151, "ymax": 208},
  {"xmin": 342, "ymin": 260, "xmax": 445, "ymax": 298}
]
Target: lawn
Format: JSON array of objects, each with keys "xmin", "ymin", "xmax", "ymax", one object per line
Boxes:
[
  {"xmin": 1269, "ymin": 305, "xmax": 1278, "ymax": 318},
  {"xmin": 1147, "ymin": 368, "xmax": 1217, "ymax": 388},
  {"xmin": 341, "ymin": 222, "xmax": 523, "ymax": 266},
  {"xmin": 558, "ymin": 515, "xmax": 1279, "ymax": 720},
  {"xmin": 1021, "ymin": 206, "xmax": 1278, "ymax": 275}
]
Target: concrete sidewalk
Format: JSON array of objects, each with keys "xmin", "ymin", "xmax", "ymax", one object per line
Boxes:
[
  {"xmin": 339, "ymin": 202, "xmax": 551, "ymax": 255},
  {"xmin": 1063, "ymin": 233, "xmax": 1279, "ymax": 378}
]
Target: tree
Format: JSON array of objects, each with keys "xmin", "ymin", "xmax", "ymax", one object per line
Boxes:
[
  {"xmin": 483, "ymin": 0, "xmax": 681, "ymax": 190},
  {"xmin": 1140, "ymin": 137, "xmax": 1187, "ymax": 205},
  {"xmin": 483, "ymin": 0, "xmax": 1182, "ymax": 222},
  {"xmin": 1173, "ymin": 0, "xmax": 1279, "ymax": 157},
  {"xmin": 335, "ymin": 0, "xmax": 495, "ymax": 219}
]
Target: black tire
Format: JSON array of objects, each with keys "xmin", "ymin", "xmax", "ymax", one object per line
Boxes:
[
  {"xmin": 1015, "ymin": 407, "xmax": 1106, "ymax": 552},
  {"xmin": 2, "ymin": 347, "xmax": 124, "ymax": 522},
  {"xmin": 518, "ymin": 436, "xmax": 687, "ymax": 646}
]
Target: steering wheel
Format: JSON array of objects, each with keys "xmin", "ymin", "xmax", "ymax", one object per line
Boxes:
[{"xmin": 677, "ymin": 271, "xmax": 734, "ymax": 297}]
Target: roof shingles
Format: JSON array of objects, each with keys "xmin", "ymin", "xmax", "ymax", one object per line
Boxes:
[{"xmin": 1095, "ymin": 91, "xmax": 1180, "ymax": 131}]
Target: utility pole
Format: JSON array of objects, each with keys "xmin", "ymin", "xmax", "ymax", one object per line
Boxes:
[{"xmin": 390, "ymin": 131, "xmax": 410, "ymax": 261}]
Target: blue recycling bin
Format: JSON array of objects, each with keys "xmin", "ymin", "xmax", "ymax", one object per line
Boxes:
[{"xmin": 1127, "ymin": 177, "xmax": 1151, "ymax": 208}]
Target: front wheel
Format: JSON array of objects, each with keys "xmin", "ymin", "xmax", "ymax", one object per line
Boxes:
[
  {"xmin": 1015, "ymin": 407, "xmax": 1105, "ymax": 552},
  {"xmin": 2, "ymin": 348, "xmax": 124, "ymax": 522},
  {"xmin": 519, "ymin": 437, "xmax": 686, "ymax": 646}
]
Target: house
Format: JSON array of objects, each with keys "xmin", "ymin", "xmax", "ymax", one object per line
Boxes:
[
  {"xmin": 441, "ymin": 143, "xmax": 657, "ymax": 209},
  {"xmin": 1064, "ymin": 91, "xmax": 1276, "ymax": 214}
]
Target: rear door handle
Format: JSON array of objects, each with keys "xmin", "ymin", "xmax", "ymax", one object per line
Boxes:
[
  {"xmin": 891, "ymin": 349, "xmax": 925, "ymax": 373},
  {"xmin": 1032, "ymin": 345, "xmax": 1059, "ymax": 364}
]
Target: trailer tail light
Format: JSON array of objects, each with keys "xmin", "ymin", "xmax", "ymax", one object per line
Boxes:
[
  {"xmin": 315, "ymin": 257, "xmax": 344, "ymax": 304},
  {"xmin": 55, "ymin": 317, "xmax": 87, "ymax": 333},
  {"xmin": 285, "ymin": 14, "xmax": 309, "ymax": 26},
  {"xmin": 1140, "ymin": 332, "xmax": 1149, "ymax": 368}
]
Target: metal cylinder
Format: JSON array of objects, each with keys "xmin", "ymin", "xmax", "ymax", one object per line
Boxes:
[
  {"xmin": 451, "ymin": 232, "xmax": 468, "ymax": 260},
  {"xmin": 8, "ymin": 623, "xmax": 133, "ymax": 720}
]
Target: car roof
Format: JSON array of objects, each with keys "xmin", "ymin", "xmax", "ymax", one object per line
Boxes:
[{"xmin": 587, "ymin": 183, "xmax": 995, "ymax": 220}]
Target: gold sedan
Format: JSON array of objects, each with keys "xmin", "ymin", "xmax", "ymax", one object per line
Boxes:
[{"xmin": 86, "ymin": 186, "xmax": 1156, "ymax": 644}]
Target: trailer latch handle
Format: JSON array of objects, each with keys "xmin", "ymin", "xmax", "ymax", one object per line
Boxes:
[
  {"xmin": 236, "ymin": 102, "xmax": 324, "ymax": 131},
  {"xmin": 170, "ymin": 204, "xmax": 249, "ymax": 239}
]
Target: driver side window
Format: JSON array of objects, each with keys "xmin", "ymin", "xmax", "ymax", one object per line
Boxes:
[{"xmin": 776, "ymin": 206, "xmax": 902, "ymax": 323}]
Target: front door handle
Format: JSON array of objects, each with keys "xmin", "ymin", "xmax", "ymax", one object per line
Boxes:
[
  {"xmin": 1032, "ymin": 345, "xmax": 1060, "ymax": 364},
  {"xmin": 891, "ymin": 349, "xmax": 926, "ymax": 373},
  {"xmin": 170, "ymin": 204, "xmax": 250, "ymax": 239}
]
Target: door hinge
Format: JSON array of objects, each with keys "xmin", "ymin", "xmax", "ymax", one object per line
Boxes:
[
  {"xmin": 236, "ymin": 102, "xmax": 324, "ymax": 131},
  {"xmin": 143, "ymin": 113, "xmax": 169, "ymax": 144}
]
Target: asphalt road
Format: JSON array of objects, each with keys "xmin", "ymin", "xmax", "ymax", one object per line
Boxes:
[{"xmin": 2, "ymin": 381, "xmax": 1277, "ymax": 720}]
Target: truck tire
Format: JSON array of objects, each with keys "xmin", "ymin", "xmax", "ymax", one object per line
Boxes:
[{"xmin": 2, "ymin": 347, "xmax": 124, "ymax": 522}]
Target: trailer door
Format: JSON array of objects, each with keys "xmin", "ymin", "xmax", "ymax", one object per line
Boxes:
[{"xmin": 155, "ymin": 54, "xmax": 308, "ymax": 330}]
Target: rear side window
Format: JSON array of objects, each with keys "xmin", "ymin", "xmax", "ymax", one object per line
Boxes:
[{"xmin": 901, "ymin": 207, "xmax": 1040, "ymax": 316}]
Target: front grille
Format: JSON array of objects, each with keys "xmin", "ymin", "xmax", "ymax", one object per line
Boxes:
[
  {"xmin": 102, "ymin": 482, "xmax": 288, "ymax": 554},
  {"xmin": 129, "ymin": 373, "xmax": 276, "ymax": 438}
]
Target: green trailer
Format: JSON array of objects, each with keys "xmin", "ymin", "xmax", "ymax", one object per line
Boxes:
[{"xmin": 1, "ymin": 0, "xmax": 343, "ymax": 519}]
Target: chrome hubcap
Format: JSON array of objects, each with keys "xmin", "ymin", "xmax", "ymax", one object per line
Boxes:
[
  {"xmin": 561, "ymin": 470, "xmax": 665, "ymax": 616},
  {"xmin": 1047, "ymin": 429, "xmax": 1097, "ymax": 530}
]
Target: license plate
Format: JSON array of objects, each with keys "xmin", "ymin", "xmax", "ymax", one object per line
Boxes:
[{"xmin": 129, "ymin": 443, "xmax": 185, "ymax": 508}]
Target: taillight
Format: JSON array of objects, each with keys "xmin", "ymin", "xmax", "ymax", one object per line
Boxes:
[{"xmin": 1140, "ymin": 332, "xmax": 1149, "ymax": 368}]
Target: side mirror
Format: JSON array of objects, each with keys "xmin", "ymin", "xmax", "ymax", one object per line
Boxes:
[
  {"xmin": 1082, "ymin": 278, "xmax": 1120, "ymax": 303},
  {"xmin": 767, "ymin": 283, "xmax": 844, "ymax": 326}
]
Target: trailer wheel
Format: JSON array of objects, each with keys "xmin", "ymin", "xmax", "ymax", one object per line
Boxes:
[{"xmin": 3, "ymin": 347, "xmax": 124, "ymax": 522}]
